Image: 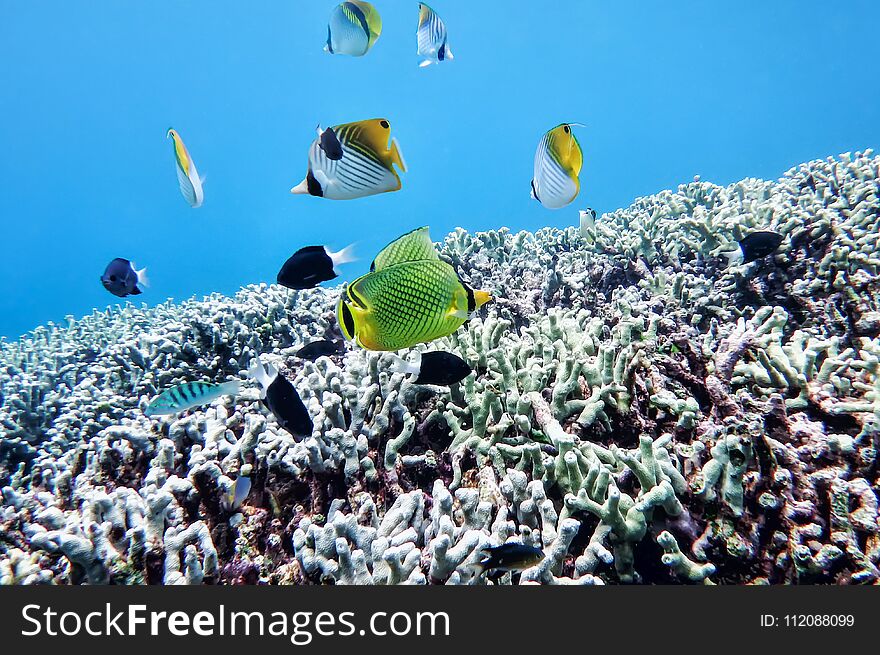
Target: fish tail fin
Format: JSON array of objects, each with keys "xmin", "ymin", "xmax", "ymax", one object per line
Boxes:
[
  {"xmin": 530, "ymin": 179, "xmax": 539, "ymax": 201},
  {"xmin": 134, "ymin": 265, "xmax": 150, "ymax": 289},
  {"xmin": 724, "ymin": 248, "xmax": 744, "ymax": 267},
  {"xmin": 419, "ymin": 59, "xmax": 433, "ymax": 68},
  {"xmin": 389, "ymin": 137, "xmax": 408, "ymax": 173},
  {"xmin": 245, "ymin": 359, "xmax": 270, "ymax": 398},
  {"xmin": 329, "ymin": 243, "xmax": 358, "ymax": 273},
  {"xmin": 219, "ymin": 380, "xmax": 241, "ymax": 397},
  {"xmin": 388, "ymin": 352, "xmax": 420, "ymax": 377},
  {"xmin": 474, "ymin": 290, "xmax": 493, "ymax": 309}
]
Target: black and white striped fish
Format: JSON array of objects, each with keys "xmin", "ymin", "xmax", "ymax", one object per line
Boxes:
[
  {"xmin": 290, "ymin": 118, "xmax": 407, "ymax": 200},
  {"xmin": 145, "ymin": 380, "xmax": 240, "ymax": 417},
  {"xmin": 417, "ymin": 3, "xmax": 453, "ymax": 67}
]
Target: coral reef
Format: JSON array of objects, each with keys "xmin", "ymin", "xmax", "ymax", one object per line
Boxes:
[{"xmin": 2, "ymin": 151, "xmax": 880, "ymax": 585}]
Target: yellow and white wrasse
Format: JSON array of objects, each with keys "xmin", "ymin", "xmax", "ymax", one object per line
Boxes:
[
  {"xmin": 531, "ymin": 123, "xmax": 583, "ymax": 210},
  {"xmin": 325, "ymin": 1, "xmax": 382, "ymax": 57},
  {"xmin": 417, "ymin": 3, "xmax": 453, "ymax": 67},
  {"xmin": 290, "ymin": 118, "xmax": 407, "ymax": 201},
  {"xmin": 167, "ymin": 128, "xmax": 204, "ymax": 208}
]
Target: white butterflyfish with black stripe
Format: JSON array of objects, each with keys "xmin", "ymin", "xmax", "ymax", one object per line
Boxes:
[
  {"xmin": 417, "ymin": 3, "xmax": 453, "ymax": 67},
  {"xmin": 290, "ymin": 118, "xmax": 407, "ymax": 200},
  {"xmin": 531, "ymin": 123, "xmax": 584, "ymax": 210}
]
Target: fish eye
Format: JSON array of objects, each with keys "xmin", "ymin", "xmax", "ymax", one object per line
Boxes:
[
  {"xmin": 110, "ymin": 275, "xmax": 117, "ymax": 282},
  {"xmin": 380, "ymin": 120, "xmax": 389, "ymax": 129},
  {"xmin": 563, "ymin": 125, "xmax": 571, "ymax": 133}
]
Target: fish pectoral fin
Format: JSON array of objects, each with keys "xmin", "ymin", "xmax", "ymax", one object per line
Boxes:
[
  {"xmin": 447, "ymin": 308, "xmax": 469, "ymax": 320},
  {"xmin": 314, "ymin": 169, "xmax": 332, "ymax": 189},
  {"xmin": 389, "ymin": 137, "xmax": 407, "ymax": 172}
]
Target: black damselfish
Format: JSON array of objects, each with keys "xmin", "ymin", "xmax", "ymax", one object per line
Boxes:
[
  {"xmin": 390, "ymin": 351, "xmax": 472, "ymax": 386},
  {"xmin": 247, "ymin": 360, "xmax": 313, "ymax": 440},
  {"xmin": 101, "ymin": 258, "xmax": 148, "ymax": 298},
  {"xmin": 295, "ymin": 339, "xmax": 344, "ymax": 361},
  {"xmin": 277, "ymin": 244, "xmax": 355, "ymax": 290},
  {"xmin": 738, "ymin": 231, "xmax": 784, "ymax": 263},
  {"xmin": 475, "ymin": 543, "xmax": 545, "ymax": 575}
]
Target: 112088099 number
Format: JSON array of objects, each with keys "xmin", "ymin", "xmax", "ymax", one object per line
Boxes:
[{"xmin": 784, "ymin": 615, "xmax": 855, "ymax": 627}]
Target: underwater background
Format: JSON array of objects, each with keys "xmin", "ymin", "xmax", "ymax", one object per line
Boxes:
[
  {"xmin": 2, "ymin": 1, "xmax": 880, "ymax": 339},
  {"xmin": 4, "ymin": 2, "xmax": 880, "ymax": 586}
]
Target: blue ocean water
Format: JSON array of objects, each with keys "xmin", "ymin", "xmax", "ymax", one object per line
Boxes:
[{"xmin": 1, "ymin": 1, "xmax": 878, "ymax": 339}]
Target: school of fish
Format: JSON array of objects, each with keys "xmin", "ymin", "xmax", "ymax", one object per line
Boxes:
[{"xmin": 96, "ymin": 4, "xmax": 785, "ymax": 541}]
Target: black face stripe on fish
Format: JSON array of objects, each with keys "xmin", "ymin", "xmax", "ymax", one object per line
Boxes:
[
  {"xmin": 340, "ymin": 301, "xmax": 356, "ymax": 338},
  {"xmin": 343, "ymin": 1, "xmax": 370, "ymax": 40}
]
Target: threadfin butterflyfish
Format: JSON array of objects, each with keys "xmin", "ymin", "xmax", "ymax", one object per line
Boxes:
[
  {"xmin": 167, "ymin": 128, "xmax": 204, "ymax": 208},
  {"xmin": 325, "ymin": 1, "xmax": 382, "ymax": 57},
  {"xmin": 101, "ymin": 258, "xmax": 149, "ymax": 298},
  {"xmin": 336, "ymin": 227, "xmax": 492, "ymax": 351},
  {"xmin": 531, "ymin": 123, "xmax": 583, "ymax": 210},
  {"xmin": 277, "ymin": 244, "xmax": 356, "ymax": 290},
  {"xmin": 416, "ymin": 3, "xmax": 453, "ymax": 67},
  {"xmin": 389, "ymin": 350, "xmax": 471, "ymax": 386},
  {"xmin": 145, "ymin": 380, "xmax": 240, "ymax": 417},
  {"xmin": 291, "ymin": 119, "xmax": 407, "ymax": 200}
]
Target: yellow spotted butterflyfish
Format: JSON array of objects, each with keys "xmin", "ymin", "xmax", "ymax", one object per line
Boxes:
[
  {"xmin": 336, "ymin": 227, "xmax": 492, "ymax": 351},
  {"xmin": 531, "ymin": 123, "xmax": 583, "ymax": 210},
  {"xmin": 290, "ymin": 118, "xmax": 407, "ymax": 200}
]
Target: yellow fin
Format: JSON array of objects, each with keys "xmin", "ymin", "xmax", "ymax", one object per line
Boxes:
[{"xmin": 370, "ymin": 226, "xmax": 438, "ymax": 272}]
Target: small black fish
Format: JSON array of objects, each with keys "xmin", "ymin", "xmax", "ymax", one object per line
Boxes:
[
  {"xmin": 737, "ymin": 231, "xmax": 784, "ymax": 264},
  {"xmin": 296, "ymin": 339, "xmax": 344, "ymax": 361},
  {"xmin": 318, "ymin": 126, "xmax": 343, "ymax": 160},
  {"xmin": 390, "ymin": 351, "xmax": 472, "ymax": 386},
  {"xmin": 804, "ymin": 173, "xmax": 817, "ymax": 193},
  {"xmin": 248, "ymin": 361, "xmax": 313, "ymax": 440},
  {"xmin": 277, "ymin": 245, "xmax": 356, "ymax": 290},
  {"xmin": 475, "ymin": 543, "xmax": 545, "ymax": 576},
  {"xmin": 101, "ymin": 258, "xmax": 148, "ymax": 298}
]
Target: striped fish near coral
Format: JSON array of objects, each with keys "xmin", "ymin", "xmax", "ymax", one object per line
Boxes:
[
  {"xmin": 144, "ymin": 380, "xmax": 240, "ymax": 417},
  {"xmin": 531, "ymin": 123, "xmax": 583, "ymax": 209},
  {"xmin": 336, "ymin": 227, "xmax": 492, "ymax": 351},
  {"xmin": 290, "ymin": 119, "xmax": 407, "ymax": 200},
  {"xmin": 416, "ymin": 3, "xmax": 453, "ymax": 67},
  {"xmin": 166, "ymin": 128, "xmax": 205, "ymax": 208},
  {"xmin": 325, "ymin": 1, "xmax": 382, "ymax": 56}
]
